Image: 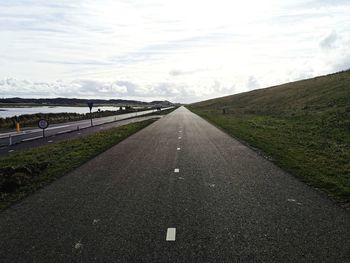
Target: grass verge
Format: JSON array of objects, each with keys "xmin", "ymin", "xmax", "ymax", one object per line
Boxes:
[{"xmin": 0, "ymin": 119, "xmax": 156, "ymax": 210}]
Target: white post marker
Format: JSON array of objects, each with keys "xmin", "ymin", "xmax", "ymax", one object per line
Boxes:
[
  {"xmin": 166, "ymin": 228, "xmax": 176, "ymax": 241},
  {"xmin": 174, "ymin": 168, "xmax": 179, "ymax": 173}
]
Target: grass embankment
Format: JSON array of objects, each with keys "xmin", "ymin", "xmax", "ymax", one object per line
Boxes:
[
  {"xmin": 0, "ymin": 119, "xmax": 156, "ymax": 210},
  {"xmin": 189, "ymin": 70, "xmax": 350, "ymax": 203}
]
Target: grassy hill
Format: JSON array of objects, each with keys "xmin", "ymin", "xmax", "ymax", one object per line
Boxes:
[{"xmin": 189, "ymin": 70, "xmax": 350, "ymax": 204}]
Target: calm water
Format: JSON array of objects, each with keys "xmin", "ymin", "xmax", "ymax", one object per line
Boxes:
[{"xmin": 0, "ymin": 106, "xmax": 124, "ymax": 118}]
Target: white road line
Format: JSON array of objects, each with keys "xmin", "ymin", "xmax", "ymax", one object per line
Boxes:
[
  {"xmin": 174, "ymin": 168, "xmax": 179, "ymax": 173},
  {"xmin": 166, "ymin": 228, "xmax": 176, "ymax": 241},
  {"xmin": 8, "ymin": 150, "xmax": 14, "ymax": 153},
  {"xmin": 22, "ymin": 136, "xmax": 42, "ymax": 142},
  {"xmin": 178, "ymin": 137, "xmax": 182, "ymax": 139},
  {"xmin": 177, "ymin": 147, "xmax": 181, "ymax": 150},
  {"xmin": 47, "ymin": 125, "xmax": 70, "ymax": 131},
  {"xmin": 56, "ymin": 130, "xmax": 71, "ymax": 134},
  {"xmin": 48, "ymin": 140, "xmax": 53, "ymax": 143}
]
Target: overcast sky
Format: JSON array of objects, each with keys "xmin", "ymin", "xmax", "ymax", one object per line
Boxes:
[{"xmin": 0, "ymin": 0, "xmax": 349, "ymax": 103}]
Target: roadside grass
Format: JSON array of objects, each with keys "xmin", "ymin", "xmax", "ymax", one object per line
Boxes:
[
  {"xmin": 0, "ymin": 119, "xmax": 156, "ymax": 210},
  {"xmin": 189, "ymin": 71, "xmax": 350, "ymax": 203}
]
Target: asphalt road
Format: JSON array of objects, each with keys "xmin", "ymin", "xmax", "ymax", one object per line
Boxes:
[
  {"xmin": 0, "ymin": 107, "xmax": 172, "ymax": 147},
  {"xmin": 0, "ymin": 106, "xmax": 349, "ymax": 262}
]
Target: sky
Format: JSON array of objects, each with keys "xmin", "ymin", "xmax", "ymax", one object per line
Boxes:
[{"xmin": 0, "ymin": 0, "xmax": 349, "ymax": 103}]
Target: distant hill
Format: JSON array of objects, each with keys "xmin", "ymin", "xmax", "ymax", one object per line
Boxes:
[{"xmin": 0, "ymin": 97, "xmax": 174, "ymax": 107}]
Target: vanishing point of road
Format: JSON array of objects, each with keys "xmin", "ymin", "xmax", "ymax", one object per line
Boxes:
[{"xmin": 0, "ymin": 107, "xmax": 349, "ymax": 262}]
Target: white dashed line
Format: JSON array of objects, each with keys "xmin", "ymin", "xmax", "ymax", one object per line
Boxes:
[
  {"xmin": 22, "ymin": 136, "xmax": 42, "ymax": 142},
  {"xmin": 8, "ymin": 149, "xmax": 14, "ymax": 153},
  {"xmin": 57, "ymin": 130, "xmax": 71, "ymax": 134},
  {"xmin": 177, "ymin": 147, "xmax": 181, "ymax": 150},
  {"xmin": 166, "ymin": 228, "xmax": 176, "ymax": 241},
  {"xmin": 174, "ymin": 168, "xmax": 179, "ymax": 173},
  {"xmin": 47, "ymin": 140, "xmax": 53, "ymax": 143}
]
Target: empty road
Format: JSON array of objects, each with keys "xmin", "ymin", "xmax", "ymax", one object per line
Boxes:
[{"xmin": 0, "ymin": 106, "xmax": 349, "ymax": 262}]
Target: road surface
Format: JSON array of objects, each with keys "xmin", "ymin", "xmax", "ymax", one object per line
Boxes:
[
  {"xmin": 0, "ymin": 106, "xmax": 349, "ymax": 262},
  {"xmin": 0, "ymin": 107, "xmax": 172, "ymax": 147}
]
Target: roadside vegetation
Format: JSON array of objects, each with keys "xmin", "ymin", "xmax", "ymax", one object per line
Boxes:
[
  {"xmin": 0, "ymin": 119, "xmax": 156, "ymax": 210},
  {"xmin": 189, "ymin": 70, "xmax": 350, "ymax": 204}
]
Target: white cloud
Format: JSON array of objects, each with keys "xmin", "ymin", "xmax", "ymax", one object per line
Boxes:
[{"xmin": 0, "ymin": 0, "xmax": 350, "ymax": 103}]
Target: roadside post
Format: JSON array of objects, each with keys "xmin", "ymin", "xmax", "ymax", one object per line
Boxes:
[
  {"xmin": 38, "ymin": 119, "xmax": 49, "ymax": 138},
  {"xmin": 87, "ymin": 101, "xmax": 94, "ymax": 127},
  {"xmin": 15, "ymin": 115, "xmax": 21, "ymax": 132}
]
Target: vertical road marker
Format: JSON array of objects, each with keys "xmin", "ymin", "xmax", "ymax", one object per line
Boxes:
[{"xmin": 166, "ymin": 228, "xmax": 176, "ymax": 241}]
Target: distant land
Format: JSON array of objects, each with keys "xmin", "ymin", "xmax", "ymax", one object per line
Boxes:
[{"xmin": 0, "ymin": 97, "xmax": 174, "ymax": 107}]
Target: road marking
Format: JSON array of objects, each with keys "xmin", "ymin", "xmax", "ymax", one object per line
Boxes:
[
  {"xmin": 48, "ymin": 140, "xmax": 53, "ymax": 143},
  {"xmin": 287, "ymin": 199, "xmax": 296, "ymax": 202},
  {"xmin": 178, "ymin": 177, "xmax": 184, "ymax": 180},
  {"xmin": 177, "ymin": 147, "xmax": 181, "ymax": 150},
  {"xmin": 22, "ymin": 136, "xmax": 42, "ymax": 142},
  {"xmin": 178, "ymin": 137, "xmax": 182, "ymax": 139},
  {"xmin": 174, "ymin": 168, "xmax": 179, "ymax": 173},
  {"xmin": 57, "ymin": 130, "xmax": 71, "ymax": 134},
  {"xmin": 166, "ymin": 228, "xmax": 176, "ymax": 241},
  {"xmin": 8, "ymin": 149, "xmax": 14, "ymax": 153},
  {"xmin": 77, "ymin": 132, "xmax": 81, "ymax": 135},
  {"xmin": 47, "ymin": 125, "xmax": 70, "ymax": 131}
]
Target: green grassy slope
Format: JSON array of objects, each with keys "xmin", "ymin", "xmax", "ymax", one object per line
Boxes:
[{"xmin": 189, "ymin": 70, "xmax": 350, "ymax": 203}]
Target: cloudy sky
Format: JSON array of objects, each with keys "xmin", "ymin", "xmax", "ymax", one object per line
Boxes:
[{"xmin": 0, "ymin": 0, "xmax": 349, "ymax": 103}]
